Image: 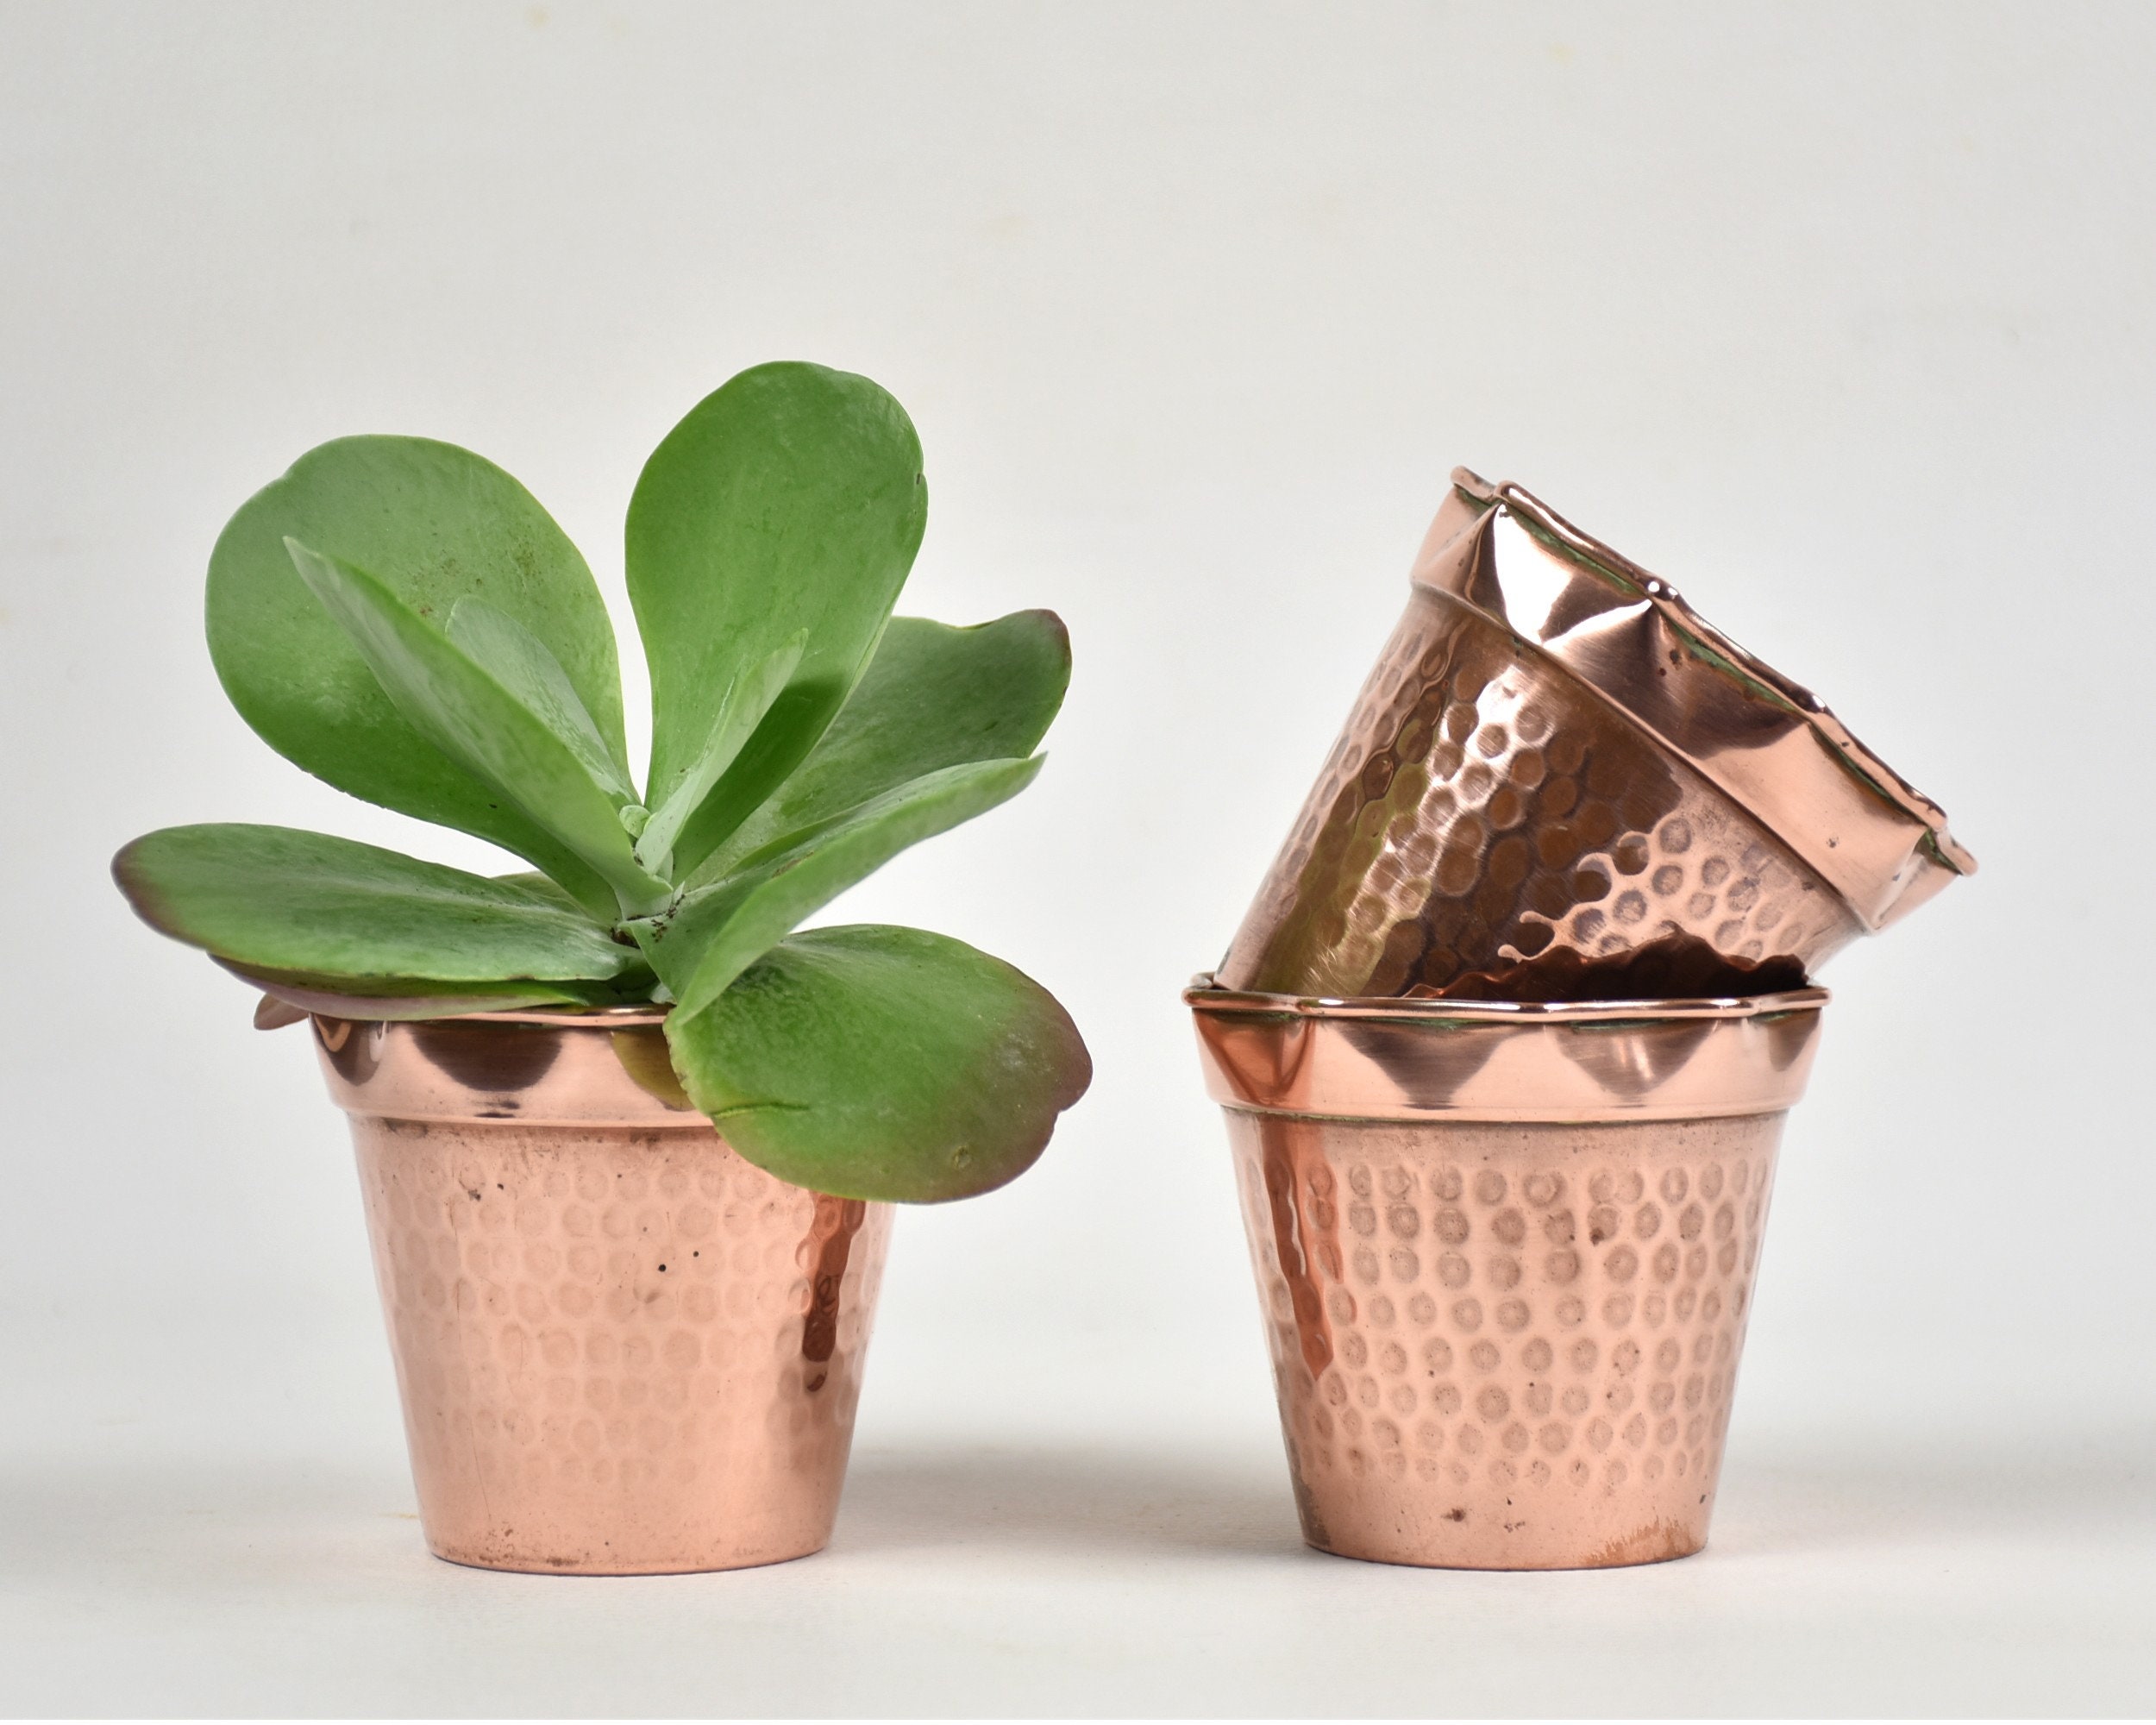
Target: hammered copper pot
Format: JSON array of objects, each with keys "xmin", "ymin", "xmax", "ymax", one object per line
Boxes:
[
  {"xmin": 308, "ymin": 1005, "xmax": 891, "ymax": 1576},
  {"xmin": 1188, "ymin": 977, "xmax": 1826, "ymax": 1570},
  {"xmin": 1219, "ymin": 470, "xmax": 1973, "ymax": 999}
]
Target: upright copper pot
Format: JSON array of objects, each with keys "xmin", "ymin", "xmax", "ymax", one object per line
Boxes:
[
  {"xmin": 1188, "ymin": 977, "xmax": 1826, "ymax": 1570},
  {"xmin": 309, "ymin": 1005, "xmax": 891, "ymax": 1575}
]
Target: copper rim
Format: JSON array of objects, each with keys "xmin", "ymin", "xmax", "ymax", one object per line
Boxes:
[
  {"xmin": 1438, "ymin": 468, "xmax": 1975, "ymax": 916},
  {"xmin": 1451, "ymin": 469, "xmax": 1972, "ymax": 874},
  {"xmin": 1186, "ymin": 976, "xmax": 1830, "ymax": 1024},
  {"xmin": 309, "ymin": 1006, "xmax": 699, "ymax": 1126},
  {"xmin": 1186, "ymin": 975, "xmax": 1827, "ymax": 1124}
]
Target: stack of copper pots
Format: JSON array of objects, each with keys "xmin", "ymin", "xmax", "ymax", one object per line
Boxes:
[{"xmin": 1188, "ymin": 470, "xmax": 1971, "ymax": 1570}]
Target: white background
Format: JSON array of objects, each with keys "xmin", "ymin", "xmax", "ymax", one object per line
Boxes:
[{"xmin": 3, "ymin": 2, "xmax": 2152, "ymax": 1714}]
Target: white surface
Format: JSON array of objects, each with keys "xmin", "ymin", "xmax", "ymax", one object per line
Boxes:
[
  {"xmin": 4, "ymin": 2, "xmax": 2155, "ymax": 1715},
  {"xmin": 2, "ymin": 1425, "xmax": 2152, "ymax": 1718}
]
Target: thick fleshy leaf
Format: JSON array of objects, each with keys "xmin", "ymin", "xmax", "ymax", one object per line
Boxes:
[
  {"xmin": 630, "ymin": 756, "xmax": 1043, "ymax": 1018},
  {"xmin": 285, "ymin": 542, "xmax": 671, "ymax": 917},
  {"xmin": 665, "ymin": 925, "xmax": 1090, "ymax": 1201},
  {"xmin": 626, "ymin": 361, "xmax": 928, "ymax": 878},
  {"xmin": 634, "ymin": 630, "xmax": 805, "ymax": 878},
  {"xmin": 113, "ymin": 824, "xmax": 649, "ymax": 989},
  {"xmin": 447, "ymin": 598, "xmax": 636, "ymax": 803},
  {"xmin": 693, "ymin": 611, "xmax": 1070, "ymax": 887},
  {"xmin": 492, "ymin": 869, "xmax": 598, "ymax": 916},
  {"xmin": 206, "ymin": 435, "xmax": 626, "ymax": 914},
  {"xmin": 225, "ymin": 963, "xmax": 601, "ymax": 1020}
]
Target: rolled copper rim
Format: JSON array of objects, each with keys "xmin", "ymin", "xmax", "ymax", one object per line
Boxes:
[{"xmin": 1186, "ymin": 974, "xmax": 1827, "ymax": 1124}]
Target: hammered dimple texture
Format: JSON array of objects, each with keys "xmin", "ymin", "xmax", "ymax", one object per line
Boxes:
[
  {"xmin": 352, "ymin": 1118, "xmax": 890, "ymax": 1574},
  {"xmin": 1226, "ymin": 1108, "xmax": 1783, "ymax": 1568},
  {"xmin": 1219, "ymin": 592, "xmax": 1862, "ymax": 996}
]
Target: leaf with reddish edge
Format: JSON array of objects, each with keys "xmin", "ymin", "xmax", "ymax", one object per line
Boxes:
[{"xmin": 113, "ymin": 825, "xmax": 649, "ymax": 997}]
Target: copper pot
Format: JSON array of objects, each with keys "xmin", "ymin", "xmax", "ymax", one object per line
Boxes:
[
  {"xmin": 310, "ymin": 1006, "xmax": 891, "ymax": 1575},
  {"xmin": 1218, "ymin": 469, "xmax": 1972, "ymax": 999},
  {"xmin": 1188, "ymin": 976, "xmax": 1826, "ymax": 1569}
]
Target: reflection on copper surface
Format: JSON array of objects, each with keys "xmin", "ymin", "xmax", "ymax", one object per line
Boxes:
[
  {"xmin": 314, "ymin": 1005, "xmax": 891, "ymax": 1575},
  {"xmin": 407, "ymin": 1016, "xmax": 562, "ymax": 1094},
  {"xmin": 1189, "ymin": 978, "xmax": 1823, "ymax": 1569},
  {"xmin": 1219, "ymin": 469, "xmax": 1971, "ymax": 998},
  {"xmin": 1188, "ymin": 978, "xmax": 1825, "ymax": 1124},
  {"xmin": 801, "ymin": 1196, "xmax": 870, "ymax": 1375},
  {"xmin": 313, "ymin": 1007, "xmax": 693, "ymax": 1127}
]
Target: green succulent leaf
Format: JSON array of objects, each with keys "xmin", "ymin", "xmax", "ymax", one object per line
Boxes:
[
  {"xmin": 627, "ymin": 361, "xmax": 928, "ymax": 879},
  {"xmin": 492, "ymin": 869, "xmax": 599, "ymax": 917},
  {"xmin": 206, "ymin": 434, "xmax": 627, "ymax": 915},
  {"xmin": 125, "ymin": 368, "xmax": 1087, "ymax": 1209},
  {"xmin": 693, "ymin": 611, "xmax": 1070, "ymax": 886},
  {"xmin": 224, "ymin": 963, "xmax": 605, "ymax": 1020},
  {"xmin": 446, "ymin": 597, "xmax": 636, "ymax": 804},
  {"xmin": 113, "ymin": 825, "xmax": 649, "ymax": 992},
  {"xmin": 634, "ymin": 630, "xmax": 806, "ymax": 878},
  {"xmin": 664, "ymin": 925, "xmax": 1091, "ymax": 1202},
  {"xmin": 630, "ymin": 756, "xmax": 1044, "ymax": 1019},
  {"xmin": 285, "ymin": 541, "xmax": 671, "ymax": 918}
]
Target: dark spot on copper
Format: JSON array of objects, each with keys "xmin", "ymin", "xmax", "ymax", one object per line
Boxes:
[
  {"xmin": 1488, "ymin": 834, "xmax": 1531, "ymax": 890},
  {"xmin": 1537, "ymin": 823, "xmax": 1582, "ymax": 869},
  {"xmin": 1575, "ymin": 800, "xmax": 1620, "ymax": 850},
  {"xmin": 1435, "ymin": 840, "xmax": 1482, "ymax": 896}
]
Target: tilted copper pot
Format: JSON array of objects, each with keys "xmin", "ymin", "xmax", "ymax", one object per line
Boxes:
[
  {"xmin": 307, "ymin": 1004, "xmax": 890, "ymax": 1575},
  {"xmin": 1188, "ymin": 976, "xmax": 1826, "ymax": 1570},
  {"xmin": 1219, "ymin": 469, "xmax": 1973, "ymax": 999}
]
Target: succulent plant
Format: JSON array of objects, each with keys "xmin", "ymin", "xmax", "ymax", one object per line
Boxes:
[{"xmin": 113, "ymin": 361, "xmax": 1089, "ymax": 1201}]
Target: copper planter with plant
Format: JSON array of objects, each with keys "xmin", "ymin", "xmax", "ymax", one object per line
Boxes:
[{"xmin": 115, "ymin": 362, "xmax": 1090, "ymax": 1573}]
